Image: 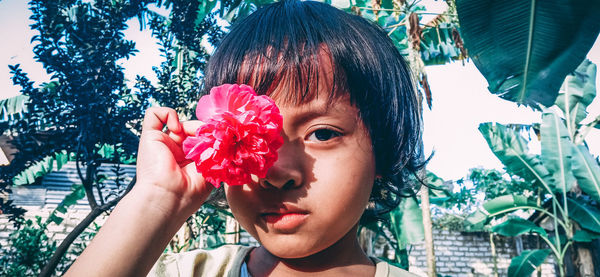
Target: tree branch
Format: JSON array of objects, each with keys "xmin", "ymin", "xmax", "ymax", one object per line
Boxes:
[
  {"xmin": 39, "ymin": 175, "xmax": 136, "ymax": 277},
  {"xmin": 76, "ymin": 150, "xmax": 98, "ymax": 209}
]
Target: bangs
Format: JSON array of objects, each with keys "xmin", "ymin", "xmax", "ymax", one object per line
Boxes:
[
  {"xmin": 239, "ymin": 46, "xmax": 347, "ymax": 105},
  {"xmin": 204, "ymin": 1, "xmax": 349, "ymax": 105}
]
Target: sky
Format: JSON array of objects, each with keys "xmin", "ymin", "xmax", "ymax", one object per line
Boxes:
[{"xmin": 1, "ymin": 0, "xmax": 599, "ymax": 181}]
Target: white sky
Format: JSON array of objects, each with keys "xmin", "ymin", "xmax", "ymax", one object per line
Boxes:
[{"xmin": 1, "ymin": 0, "xmax": 599, "ymax": 181}]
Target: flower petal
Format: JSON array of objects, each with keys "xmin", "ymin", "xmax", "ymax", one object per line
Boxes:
[{"xmin": 183, "ymin": 84, "xmax": 283, "ymax": 188}]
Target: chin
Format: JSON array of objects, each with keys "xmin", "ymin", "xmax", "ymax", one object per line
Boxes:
[{"xmin": 260, "ymin": 237, "xmax": 329, "ymax": 259}]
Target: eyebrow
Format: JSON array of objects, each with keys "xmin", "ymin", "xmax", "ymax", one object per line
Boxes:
[{"xmin": 286, "ymin": 104, "xmax": 332, "ymax": 128}]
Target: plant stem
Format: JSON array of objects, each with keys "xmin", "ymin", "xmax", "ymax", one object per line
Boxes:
[
  {"xmin": 489, "ymin": 233, "xmax": 499, "ymax": 277},
  {"xmin": 552, "ymin": 200, "xmax": 565, "ymax": 277},
  {"xmin": 559, "ymin": 241, "xmax": 573, "ymax": 262},
  {"xmin": 385, "ymin": 18, "xmax": 407, "ymax": 31},
  {"xmin": 537, "ymin": 233, "xmax": 563, "ymax": 277}
]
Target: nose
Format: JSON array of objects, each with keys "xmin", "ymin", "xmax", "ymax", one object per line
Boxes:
[{"xmin": 259, "ymin": 139, "xmax": 303, "ymax": 190}]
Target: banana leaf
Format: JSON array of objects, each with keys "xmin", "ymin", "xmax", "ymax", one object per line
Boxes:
[
  {"xmin": 508, "ymin": 249, "xmax": 551, "ymax": 277},
  {"xmin": 572, "ymin": 144, "xmax": 600, "ymax": 201},
  {"xmin": 568, "ymin": 197, "xmax": 600, "ymax": 233},
  {"xmin": 464, "ymin": 194, "xmax": 539, "ymax": 231},
  {"xmin": 572, "ymin": 229, "xmax": 600, "ymax": 242},
  {"xmin": 479, "ymin": 123, "xmax": 553, "ymax": 188},
  {"xmin": 554, "ymin": 60, "xmax": 597, "ymax": 135},
  {"xmin": 427, "ymin": 171, "xmax": 453, "ymax": 206},
  {"xmin": 389, "ymin": 196, "xmax": 424, "ymax": 248},
  {"xmin": 456, "ymin": 0, "xmax": 600, "ymax": 108},
  {"xmin": 540, "ymin": 112, "xmax": 576, "ymax": 193},
  {"xmin": 491, "ymin": 217, "xmax": 547, "ymax": 238}
]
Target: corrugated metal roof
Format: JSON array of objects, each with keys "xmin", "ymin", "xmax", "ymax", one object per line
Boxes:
[{"xmin": 11, "ymin": 161, "xmax": 136, "ymax": 209}]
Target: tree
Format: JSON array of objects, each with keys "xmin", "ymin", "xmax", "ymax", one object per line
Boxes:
[
  {"xmin": 466, "ymin": 60, "xmax": 600, "ymax": 277},
  {"xmin": 0, "ymin": 0, "xmax": 238, "ymax": 275},
  {"xmin": 455, "ymin": 1, "xmax": 600, "ymax": 275}
]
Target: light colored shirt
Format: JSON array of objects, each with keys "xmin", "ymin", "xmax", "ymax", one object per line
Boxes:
[{"xmin": 148, "ymin": 245, "xmax": 418, "ymax": 277}]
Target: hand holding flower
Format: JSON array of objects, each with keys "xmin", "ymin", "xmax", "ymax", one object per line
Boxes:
[{"xmin": 135, "ymin": 107, "xmax": 213, "ymax": 215}]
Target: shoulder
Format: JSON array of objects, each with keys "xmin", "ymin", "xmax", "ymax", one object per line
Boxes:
[
  {"xmin": 373, "ymin": 258, "xmax": 420, "ymax": 277},
  {"xmin": 147, "ymin": 245, "xmax": 253, "ymax": 277}
]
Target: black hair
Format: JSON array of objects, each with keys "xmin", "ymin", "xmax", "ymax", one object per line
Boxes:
[{"xmin": 204, "ymin": 0, "xmax": 424, "ymax": 221}]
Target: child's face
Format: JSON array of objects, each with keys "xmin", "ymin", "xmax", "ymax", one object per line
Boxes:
[{"xmin": 224, "ymin": 63, "xmax": 376, "ymax": 259}]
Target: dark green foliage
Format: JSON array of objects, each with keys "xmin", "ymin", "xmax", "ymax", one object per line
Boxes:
[
  {"xmin": 456, "ymin": 0, "xmax": 600, "ymax": 108},
  {"xmin": 137, "ymin": 0, "xmax": 222, "ymax": 119},
  {"xmin": 1, "ymin": 0, "xmax": 155, "ymax": 221},
  {"xmin": 0, "ymin": 0, "xmax": 230, "ymax": 274},
  {"xmin": 0, "ymin": 217, "xmax": 62, "ymax": 276},
  {"xmin": 0, "ymin": 216, "xmax": 102, "ymax": 277}
]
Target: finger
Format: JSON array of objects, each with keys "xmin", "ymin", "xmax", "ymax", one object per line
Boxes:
[
  {"xmin": 182, "ymin": 120, "xmax": 204, "ymax": 137},
  {"xmin": 165, "ymin": 120, "xmax": 205, "ymax": 145},
  {"xmin": 182, "ymin": 162, "xmax": 212, "ymax": 194},
  {"xmin": 141, "ymin": 107, "xmax": 183, "ymax": 134},
  {"xmin": 140, "ymin": 130, "xmax": 187, "ymax": 162},
  {"xmin": 166, "ymin": 130, "xmax": 186, "ymax": 145}
]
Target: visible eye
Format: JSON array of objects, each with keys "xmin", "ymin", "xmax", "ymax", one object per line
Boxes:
[{"xmin": 307, "ymin": 128, "xmax": 342, "ymax": 142}]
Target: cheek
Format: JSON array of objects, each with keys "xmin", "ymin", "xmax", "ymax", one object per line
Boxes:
[
  {"xmin": 310, "ymin": 145, "xmax": 375, "ymax": 214},
  {"xmin": 224, "ymin": 186, "xmax": 259, "ymax": 229}
]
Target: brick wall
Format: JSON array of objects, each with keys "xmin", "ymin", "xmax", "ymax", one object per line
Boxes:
[
  {"xmin": 407, "ymin": 229, "xmax": 556, "ymax": 277},
  {"xmin": 1, "ymin": 208, "xmax": 556, "ymax": 277}
]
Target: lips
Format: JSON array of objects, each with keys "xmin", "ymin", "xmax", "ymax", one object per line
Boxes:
[{"xmin": 260, "ymin": 208, "xmax": 309, "ymax": 231}]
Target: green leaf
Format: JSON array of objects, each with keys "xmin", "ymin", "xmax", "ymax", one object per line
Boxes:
[
  {"xmin": 13, "ymin": 151, "xmax": 70, "ymax": 186},
  {"xmin": 572, "ymin": 144, "xmax": 600, "ymax": 201},
  {"xmin": 479, "ymin": 123, "xmax": 552, "ymax": 187},
  {"xmin": 572, "ymin": 229, "xmax": 600, "ymax": 242},
  {"xmin": 463, "ymin": 209, "xmax": 489, "ymax": 232},
  {"xmin": 194, "ymin": 0, "xmax": 217, "ymax": 25},
  {"xmin": 568, "ymin": 197, "xmax": 600, "ymax": 233},
  {"xmin": 389, "ymin": 196, "xmax": 424, "ymax": 248},
  {"xmin": 53, "ymin": 184, "xmax": 86, "ymax": 216},
  {"xmin": 508, "ymin": 249, "xmax": 551, "ymax": 277},
  {"xmin": 464, "ymin": 195, "xmax": 539, "ymax": 231},
  {"xmin": 540, "ymin": 112, "xmax": 576, "ymax": 193},
  {"xmin": 491, "ymin": 217, "xmax": 547, "ymax": 238},
  {"xmin": 61, "ymin": 184, "xmax": 86, "ymax": 209},
  {"xmin": 427, "ymin": 171, "xmax": 452, "ymax": 204},
  {"xmin": 47, "ymin": 213, "xmax": 64, "ymax": 225},
  {"xmin": 554, "ymin": 60, "xmax": 597, "ymax": 134},
  {"xmin": 483, "ymin": 195, "xmax": 536, "ymax": 214},
  {"xmin": 456, "ymin": 0, "xmax": 600, "ymax": 108}
]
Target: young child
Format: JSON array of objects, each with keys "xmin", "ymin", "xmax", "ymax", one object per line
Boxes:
[{"xmin": 66, "ymin": 1, "xmax": 422, "ymax": 276}]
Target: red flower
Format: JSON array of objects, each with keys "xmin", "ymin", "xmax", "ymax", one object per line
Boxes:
[{"xmin": 182, "ymin": 84, "xmax": 283, "ymax": 187}]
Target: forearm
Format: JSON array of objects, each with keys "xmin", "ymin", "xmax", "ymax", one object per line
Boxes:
[{"xmin": 65, "ymin": 184, "xmax": 197, "ymax": 277}]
